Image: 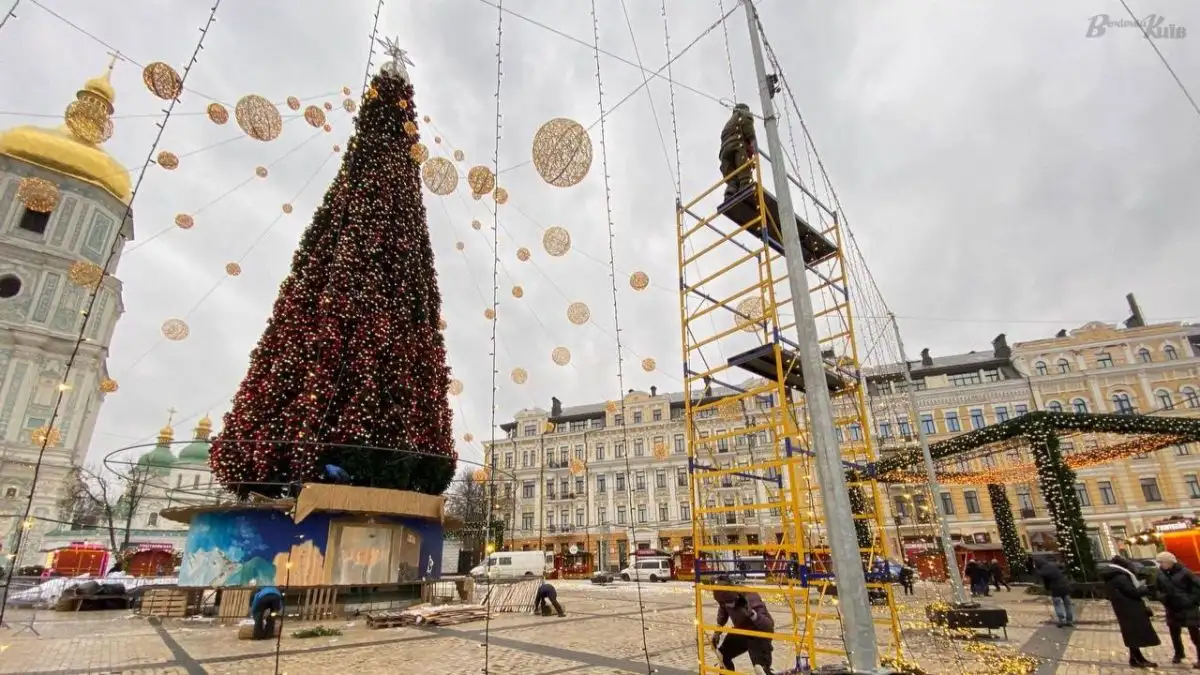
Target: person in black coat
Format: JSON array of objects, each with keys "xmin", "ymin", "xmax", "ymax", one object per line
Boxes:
[
  {"xmin": 1100, "ymin": 556, "xmax": 1160, "ymax": 668},
  {"xmin": 1153, "ymin": 551, "xmax": 1200, "ymax": 666},
  {"xmin": 989, "ymin": 559, "xmax": 1010, "ymax": 592},
  {"xmin": 1034, "ymin": 558, "xmax": 1074, "ymax": 627},
  {"xmin": 897, "ymin": 565, "xmax": 914, "ymax": 596}
]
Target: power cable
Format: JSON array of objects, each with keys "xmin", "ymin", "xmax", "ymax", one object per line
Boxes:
[{"xmin": 1118, "ymin": 0, "xmax": 1200, "ymax": 123}]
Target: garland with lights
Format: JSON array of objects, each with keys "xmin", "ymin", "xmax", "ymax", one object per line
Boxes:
[
  {"xmin": 987, "ymin": 483, "xmax": 1026, "ymax": 574},
  {"xmin": 848, "ymin": 485, "xmax": 875, "ymax": 551},
  {"xmin": 210, "ymin": 66, "xmax": 456, "ymax": 499},
  {"xmin": 1030, "ymin": 431, "xmax": 1094, "ymax": 578}
]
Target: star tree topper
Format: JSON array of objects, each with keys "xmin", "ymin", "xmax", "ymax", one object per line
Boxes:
[{"xmin": 377, "ymin": 36, "xmax": 414, "ymax": 84}]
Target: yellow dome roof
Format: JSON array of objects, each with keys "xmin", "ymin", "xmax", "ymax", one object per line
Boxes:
[{"xmin": 0, "ymin": 63, "xmax": 130, "ymax": 203}]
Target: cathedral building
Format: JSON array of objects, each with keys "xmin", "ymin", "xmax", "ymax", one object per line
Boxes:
[{"xmin": 0, "ymin": 61, "xmax": 132, "ymax": 565}]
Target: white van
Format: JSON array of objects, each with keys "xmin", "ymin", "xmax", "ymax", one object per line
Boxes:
[
  {"xmin": 470, "ymin": 551, "xmax": 554, "ymax": 581},
  {"xmin": 620, "ymin": 557, "xmax": 672, "ymax": 583}
]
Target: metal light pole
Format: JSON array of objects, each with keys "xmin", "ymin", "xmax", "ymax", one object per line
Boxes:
[
  {"xmin": 740, "ymin": 0, "xmax": 879, "ymax": 668},
  {"xmin": 889, "ymin": 313, "xmax": 967, "ymax": 604}
]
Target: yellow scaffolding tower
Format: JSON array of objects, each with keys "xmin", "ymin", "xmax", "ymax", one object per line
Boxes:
[{"xmin": 676, "ymin": 155, "xmax": 903, "ymax": 673}]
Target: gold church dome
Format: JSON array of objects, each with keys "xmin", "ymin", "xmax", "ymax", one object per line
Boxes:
[{"xmin": 0, "ymin": 60, "xmax": 131, "ymax": 203}]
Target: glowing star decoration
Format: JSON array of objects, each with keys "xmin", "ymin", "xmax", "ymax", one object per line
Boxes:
[
  {"xmin": 467, "ymin": 166, "xmax": 496, "ymax": 196},
  {"xmin": 225, "ymin": 262, "xmax": 242, "ymax": 276},
  {"xmin": 156, "ymin": 151, "xmax": 179, "ymax": 170},
  {"xmin": 516, "ymin": 247, "xmax": 531, "ymax": 262},
  {"xmin": 511, "ymin": 367, "xmax": 528, "ymax": 384},
  {"xmin": 566, "ymin": 302, "xmax": 591, "ymax": 325},
  {"xmin": 377, "ymin": 36, "xmax": 415, "ymax": 83},
  {"xmin": 286, "ymin": 96, "xmax": 301, "ymax": 110},
  {"xmin": 551, "ymin": 346, "xmax": 571, "ymax": 366},
  {"xmin": 531, "ymin": 118, "xmax": 593, "ymax": 188},
  {"xmin": 67, "ymin": 261, "xmax": 104, "ymax": 288},
  {"xmin": 471, "ymin": 219, "xmax": 482, "ymax": 231},
  {"xmin": 303, "ymin": 105, "xmax": 326, "ymax": 128},
  {"xmin": 235, "ymin": 94, "xmax": 283, "ymax": 142},
  {"xmin": 99, "ymin": 378, "xmax": 119, "ymax": 394},
  {"xmin": 255, "ymin": 166, "xmax": 268, "ymax": 178},
  {"xmin": 207, "ymin": 103, "xmax": 229, "ymax": 125},
  {"xmin": 569, "ymin": 458, "xmax": 586, "ymax": 476},
  {"xmin": 448, "ymin": 379, "xmax": 464, "ymax": 396},
  {"xmin": 161, "ymin": 318, "xmax": 190, "ymax": 341},
  {"xmin": 142, "ymin": 62, "xmax": 182, "ymax": 100},
  {"xmin": 542, "ymin": 227, "xmax": 571, "ymax": 256},
  {"xmin": 511, "ymin": 286, "xmax": 523, "ymax": 298},
  {"xmin": 484, "ymin": 308, "xmax": 496, "ymax": 321},
  {"xmin": 630, "ymin": 271, "xmax": 650, "ymax": 291},
  {"xmin": 543, "ymin": 422, "xmax": 555, "ymax": 433},
  {"xmin": 16, "ymin": 177, "xmax": 59, "ymax": 213},
  {"xmin": 453, "ymin": 149, "xmax": 464, "ymax": 161},
  {"xmin": 282, "ymin": 203, "xmax": 294, "ymax": 214},
  {"xmin": 493, "ymin": 187, "xmax": 508, "ymax": 204},
  {"xmin": 421, "ymin": 157, "xmax": 458, "ymax": 195},
  {"xmin": 734, "ymin": 297, "xmax": 765, "ymax": 333},
  {"xmin": 31, "ymin": 426, "xmax": 62, "ymax": 447},
  {"xmin": 455, "ymin": 241, "xmax": 464, "ymax": 251},
  {"xmin": 174, "ymin": 214, "xmax": 195, "ymax": 229},
  {"xmin": 641, "ymin": 358, "xmax": 656, "ymax": 372},
  {"xmin": 409, "ymin": 143, "xmax": 429, "ymax": 164}
]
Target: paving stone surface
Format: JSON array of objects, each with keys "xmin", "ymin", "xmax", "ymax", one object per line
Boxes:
[{"xmin": 0, "ymin": 581, "xmax": 1183, "ymax": 674}]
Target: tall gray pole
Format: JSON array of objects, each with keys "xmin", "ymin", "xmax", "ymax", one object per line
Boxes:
[
  {"xmin": 889, "ymin": 313, "xmax": 967, "ymax": 605},
  {"xmin": 740, "ymin": 1, "xmax": 879, "ymax": 669}
]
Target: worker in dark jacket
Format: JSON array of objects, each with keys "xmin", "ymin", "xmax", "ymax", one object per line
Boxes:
[
  {"xmin": 989, "ymin": 559, "xmax": 1009, "ymax": 592},
  {"xmin": 718, "ymin": 104, "xmax": 756, "ymax": 198},
  {"xmin": 534, "ymin": 582, "xmax": 565, "ymax": 617},
  {"xmin": 897, "ymin": 565, "xmax": 915, "ymax": 596},
  {"xmin": 710, "ymin": 576, "xmax": 775, "ymax": 674},
  {"xmin": 1154, "ymin": 551, "xmax": 1200, "ymax": 666},
  {"xmin": 249, "ymin": 586, "xmax": 283, "ymax": 640},
  {"xmin": 1100, "ymin": 556, "xmax": 1160, "ymax": 668},
  {"xmin": 1033, "ymin": 559, "xmax": 1073, "ymax": 626}
]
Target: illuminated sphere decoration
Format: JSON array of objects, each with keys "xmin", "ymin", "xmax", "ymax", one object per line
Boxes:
[
  {"xmin": 471, "ymin": 219, "xmax": 482, "ymax": 231},
  {"xmin": 735, "ymin": 296, "xmax": 765, "ymax": 332},
  {"xmin": 516, "ymin": 247, "xmax": 531, "ymax": 262},
  {"xmin": 255, "ymin": 166, "xmax": 268, "ymax": 178},
  {"xmin": 64, "ymin": 98, "xmax": 107, "ymax": 144},
  {"xmin": 641, "ymin": 358, "xmax": 656, "ymax": 372},
  {"xmin": 569, "ymin": 458, "xmax": 586, "ymax": 476},
  {"xmin": 31, "ymin": 426, "xmax": 61, "ymax": 447},
  {"xmin": 323, "ymin": 102, "xmax": 333, "ymax": 111},
  {"xmin": 343, "ymin": 99, "xmax": 357, "ymax": 113},
  {"xmin": 286, "ymin": 96, "xmax": 301, "ymax": 110},
  {"xmin": 448, "ymin": 379, "xmax": 464, "ymax": 396},
  {"xmin": 472, "ymin": 192, "xmax": 481, "ymax": 201},
  {"xmin": 99, "ymin": 118, "xmax": 114, "ymax": 144},
  {"xmin": 551, "ymin": 346, "xmax": 571, "ymax": 366},
  {"xmin": 630, "ymin": 271, "xmax": 650, "ymax": 291},
  {"xmin": 282, "ymin": 203, "xmax": 294, "ymax": 214},
  {"xmin": 542, "ymin": 226, "xmax": 571, "ymax": 256},
  {"xmin": 303, "ymin": 104, "xmax": 327, "ymax": 128},
  {"xmin": 16, "ymin": 177, "xmax": 59, "ymax": 213},
  {"xmin": 455, "ymin": 241, "xmax": 464, "ymax": 251},
  {"xmin": 467, "ymin": 166, "xmax": 495, "ymax": 196},
  {"xmin": 342, "ymin": 86, "xmax": 352, "ymax": 96},
  {"xmin": 409, "ymin": 143, "xmax": 429, "ymax": 164},
  {"xmin": 207, "ymin": 102, "xmax": 229, "ymax": 125},
  {"xmin": 225, "ymin": 262, "xmax": 242, "ymax": 276},
  {"xmin": 333, "ymin": 144, "xmax": 342, "ymax": 153},
  {"xmin": 605, "ymin": 401, "xmax": 618, "ymax": 413},
  {"xmin": 403, "ymin": 121, "xmax": 417, "ymax": 135},
  {"xmin": 511, "ymin": 285, "xmax": 524, "ymax": 298},
  {"xmin": 156, "ymin": 151, "xmax": 179, "ymax": 170},
  {"xmin": 453, "ymin": 149, "xmax": 465, "ymax": 161},
  {"xmin": 174, "ymin": 213, "xmax": 195, "ymax": 230},
  {"xmin": 99, "ymin": 378, "xmax": 119, "ymax": 394},
  {"xmin": 235, "ymin": 94, "xmax": 283, "ymax": 142},
  {"xmin": 67, "ymin": 261, "xmax": 104, "ymax": 288},
  {"xmin": 484, "ymin": 308, "xmax": 496, "ymax": 321},
  {"xmin": 323, "ymin": 124, "xmax": 332, "ymax": 133},
  {"xmin": 653, "ymin": 441, "xmax": 669, "ymax": 460},
  {"xmin": 473, "ymin": 467, "xmax": 489, "ymax": 483},
  {"xmin": 421, "ymin": 157, "xmax": 458, "ymax": 196},
  {"xmin": 531, "ymin": 117, "xmax": 593, "ymax": 188},
  {"xmin": 161, "ymin": 318, "xmax": 190, "ymax": 341},
  {"xmin": 511, "ymin": 367, "xmax": 528, "ymax": 384},
  {"xmin": 463, "ymin": 432, "xmax": 474, "ymax": 443},
  {"xmin": 434, "ymin": 136, "xmax": 442, "ymax": 144},
  {"xmin": 566, "ymin": 302, "xmax": 591, "ymax": 325},
  {"xmin": 438, "ymin": 318, "xmax": 447, "ymax": 330},
  {"xmin": 423, "ymin": 115, "xmax": 431, "ymax": 123},
  {"xmin": 493, "ymin": 186, "xmax": 509, "ymax": 204},
  {"xmin": 142, "ymin": 62, "xmax": 183, "ymax": 100}
]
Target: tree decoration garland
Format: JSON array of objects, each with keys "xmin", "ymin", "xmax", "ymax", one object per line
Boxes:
[
  {"xmin": 1032, "ymin": 430, "xmax": 1095, "ymax": 579},
  {"xmin": 987, "ymin": 483, "xmax": 1026, "ymax": 573}
]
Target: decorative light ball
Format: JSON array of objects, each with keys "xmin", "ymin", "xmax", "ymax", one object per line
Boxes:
[
  {"xmin": 653, "ymin": 440, "xmax": 669, "ymax": 460},
  {"xmin": 467, "ymin": 166, "xmax": 496, "ymax": 196},
  {"xmin": 342, "ymin": 99, "xmax": 357, "ymax": 113},
  {"xmin": 471, "ymin": 219, "xmax": 482, "ymax": 231},
  {"xmin": 463, "ymin": 432, "xmax": 474, "ymax": 442},
  {"xmin": 531, "ymin": 118, "xmax": 593, "ymax": 188},
  {"xmin": 367, "ymin": 86, "xmax": 379, "ymax": 100},
  {"xmin": 64, "ymin": 98, "xmax": 107, "ymax": 144},
  {"xmin": 303, "ymin": 105, "xmax": 326, "ymax": 128},
  {"xmin": 551, "ymin": 346, "xmax": 571, "ymax": 366},
  {"xmin": 605, "ymin": 401, "xmax": 618, "ymax": 413},
  {"xmin": 207, "ymin": 103, "xmax": 229, "ymax": 125},
  {"xmin": 31, "ymin": 426, "xmax": 61, "ymax": 447},
  {"xmin": 543, "ymin": 421, "xmax": 555, "ymax": 433},
  {"xmin": 642, "ymin": 358, "xmax": 656, "ymax": 372},
  {"xmin": 286, "ymin": 96, "xmax": 301, "ymax": 111},
  {"xmin": 493, "ymin": 187, "xmax": 508, "ymax": 204},
  {"xmin": 735, "ymin": 297, "xmax": 765, "ymax": 332},
  {"xmin": 453, "ymin": 149, "xmax": 465, "ymax": 161},
  {"xmin": 333, "ymin": 144, "xmax": 341, "ymax": 153},
  {"xmin": 434, "ymin": 136, "xmax": 442, "ymax": 144},
  {"xmin": 448, "ymin": 380, "xmax": 464, "ymax": 396},
  {"xmin": 235, "ymin": 94, "xmax": 283, "ymax": 142},
  {"xmin": 161, "ymin": 318, "xmax": 190, "ymax": 341},
  {"xmin": 174, "ymin": 214, "xmax": 195, "ymax": 230},
  {"xmin": 403, "ymin": 121, "xmax": 418, "ymax": 135},
  {"xmin": 511, "ymin": 367, "xmax": 528, "ymax": 384},
  {"xmin": 569, "ymin": 459, "xmax": 586, "ymax": 476},
  {"xmin": 323, "ymin": 102, "xmax": 333, "ymax": 111},
  {"xmin": 455, "ymin": 241, "xmax": 464, "ymax": 251},
  {"xmin": 282, "ymin": 203, "xmax": 294, "ymax": 214},
  {"xmin": 630, "ymin": 271, "xmax": 650, "ymax": 291},
  {"xmin": 255, "ymin": 166, "xmax": 268, "ymax": 178},
  {"xmin": 156, "ymin": 151, "xmax": 179, "ymax": 170},
  {"xmin": 397, "ymin": 100, "xmax": 408, "ymax": 109},
  {"xmin": 99, "ymin": 118, "xmax": 114, "ymax": 144},
  {"xmin": 409, "ymin": 143, "xmax": 429, "ymax": 164},
  {"xmin": 511, "ymin": 286, "xmax": 523, "ymax": 298},
  {"xmin": 225, "ymin": 262, "xmax": 242, "ymax": 276},
  {"xmin": 142, "ymin": 62, "xmax": 182, "ymax": 100},
  {"xmin": 323, "ymin": 124, "xmax": 332, "ymax": 133},
  {"xmin": 542, "ymin": 227, "xmax": 571, "ymax": 256},
  {"xmin": 516, "ymin": 247, "xmax": 531, "ymax": 262},
  {"xmin": 16, "ymin": 177, "xmax": 59, "ymax": 213},
  {"xmin": 342, "ymin": 86, "xmax": 352, "ymax": 96},
  {"xmin": 438, "ymin": 318, "xmax": 447, "ymax": 330},
  {"xmin": 567, "ymin": 302, "xmax": 590, "ymax": 325},
  {"xmin": 67, "ymin": 261, "xmax": 104, "ymax": 288},
  {"xmin": 472, "ymin": 192, "xmax": 481, "ymax": 201},
  {"xmin": 98, "ymin": 378, "xmax": 119, "ymax": 394},
  {"xmin": 421, "ymin": 157, "xmax": 458, "ymax": 196},
  {"xmin": 423, "ymin": 115, "xmax": 431, "ymax": 123},
  {"xmin": 473, "ymin": 468, "xmax": 489, "ymax": 483},
  {"xmin": 484, "ymin": 308, "xmax": 496, "ymax": 321}
]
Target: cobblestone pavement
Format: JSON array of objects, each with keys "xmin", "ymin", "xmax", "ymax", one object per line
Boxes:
[{"xmin": 0, "ymin": 581, "xmax": 1188, "ymax": 674}]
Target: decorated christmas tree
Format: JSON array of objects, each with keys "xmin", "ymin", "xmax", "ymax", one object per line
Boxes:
[{"xmin": 210, "ymin": 43, "xmax": 456, "ymax": 499}]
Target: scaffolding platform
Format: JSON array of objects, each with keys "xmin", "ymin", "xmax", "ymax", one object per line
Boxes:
[
  {"xmin": 718, "ymin": 183, "xmax": 838, "ymax": 265},
  {"xmin": 727, "ymin": 343, "xmax": 850, "ymax": 393}
]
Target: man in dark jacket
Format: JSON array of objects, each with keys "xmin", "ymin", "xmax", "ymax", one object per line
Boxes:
[
  {"xmin": 710, "ymin": 576, "xmax": 774, "ymax": 674},
  {"xmin": 1033, "ymin": 559, "xmax": 1074, "ymax": 627},
  {"xmin": 249, "ymin": 585, "xmax": 283, "ymax": 640},
  {"xmin": 1100, "ymin": 556, "xmax": 1160, "ymax": 668},
  {"xmin": 1154, "ymin": 551, "xmax": 1200, "ymax": 665},
  {"xmin": 718, "ymin": 104, "xmax": 756, "ymax": 198},
  {"xmin": 965, "ymin": 559, "xmax": 991, "ymax": 597},
  {"xmin": 898, "ymin": 565, "xmax": 915, "ymax": 596},
  {"xmin": 534, "ymin": 582, "xmax": 565, "ymax": 617},
  {"xmin": 989, "ymin": 559, "xmax": 1010, "ymax": 592}
]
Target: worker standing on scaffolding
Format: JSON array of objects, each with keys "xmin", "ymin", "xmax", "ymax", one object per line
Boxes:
[{"xmin": 719, "ymin": 103, "xmax": 757, "ymax": 199}]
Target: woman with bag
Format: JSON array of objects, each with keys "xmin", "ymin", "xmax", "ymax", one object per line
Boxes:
[
  {"xmin": 1153, "ymin": 551, "xmax": 1200, "ymax": 666},
  {"xmin": 1100, "ymin": 556, "xmax": 1160, "ymax": 668}
]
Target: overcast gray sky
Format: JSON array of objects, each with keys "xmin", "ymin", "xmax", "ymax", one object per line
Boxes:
[{"xmin": 0, "ymin": 0, "xmax": 1195, "ymax": 468}]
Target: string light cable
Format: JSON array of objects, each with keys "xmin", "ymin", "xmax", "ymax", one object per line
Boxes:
[
  {"xmin": 1118, "ymin": 0, "xmax": 1200, "ymax": 124},
  {"xmin": 0, "ymin": 0, "xmax": 21, "ymax": 35}
]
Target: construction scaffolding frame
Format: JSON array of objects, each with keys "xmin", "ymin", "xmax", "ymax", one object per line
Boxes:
[{"xmin": 676, "ymin": 150, "xmax": 903, "ymax": 672}]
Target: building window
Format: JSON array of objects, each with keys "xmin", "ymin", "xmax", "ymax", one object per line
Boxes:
[
  {"xmin": 964, "ymin": 490, "xmax": 980, "ymax": 514},
  {"xmin": 656, "ymin": 469, "xmax": 666, "ymax": 489},
  {"xmin": 897, "ymin": 417, "xmax": 911, "ymax": 436},
  {"xmin": 504, "ymin": 453, "xmax": 513, "ymax": 468},
  {"xmin": 560, "ymin": 479, "xmax": 570, "ymax": 495},
  {"xmin": 1140, "ymin": 477, "xmax": 1163, "ymax": 502},
  {"xmin": 939, "ymin": 492, "xmax": 954, "ymax": 515},
  {"xmin": 1098, "ymin": 481, "xmax": 1117, "ymax": 505},
  {"xmin": 523, "ymin": 482, "xmax": 535, "ymax": 498},
  {"xmin": 17, "ymin": 209, "xmax": 50, "ymax": 235},
  {"xmin": 595, "ymin": 443, "xmax": 605, "ymax": 460},
  {"xmin": 652, "ymin": 408, "xmax": 662, "ymax": 422},
  {"xmin": 524, "ymin": 423, "xmax": 537, "ymax": 437},
  {"xmin": 1074, "ymin": 483, "xmax": 1091, "ymax": 507},
  {"xmin": 1111, "ymin": 392, "xmax": 1134, "ymax": 414},
  {"xmin": 1138, "ymin": 348, "xmax": 1152, "ymax": 363},
  {"xmin": 920, "ymin": 414, "xmax": 935, "ymax": 435},
  {"xmin": 1034, "ymin": 361, "xmax": 1048, "ymax": 375},
  {"xmin": 576, "ymin": 508, "xmax": 585, "ymax": 526},
  {"xmin": 945, "ymin": 412, "xmax": 961, "ymax": 432},
  {"xmin": 983, "ymin": 369, "xmax": 1001, "ymax": 383},
  {"xmin": 1015, "ymin": 404, "xmax": 1029, "ymax": 416},
  {"xmin": 575, "ymin": 477, "xmax": 584, "ymax": 494},
  {"xmin": 680, "ymin": 503, "xmax": 690, "ymax": 521},
  {"xmin": 635, "ymin": 472, "xmax": 646, "ymax": 491},
  {"xmin": 658, "ymin": 503, "xmax": 669, "ymax": 521},
  {"xmin": 596, "ymin": 475, "xmax": 606, "ymax": 493},
  {"xmin": 1097, "ymin": 353, "xmax": 1114, "ymax": 369},
  {"xmin": 848, "ymin": 423, "xmax": 862, "ymax": 441},
  {"xmin": 994, "ymin": 406, "xmax": 1009, "ymax": 423},
  {"xmin": 633, "ymin": 411, "xmax": 643, "ymax": 424},
  {"xmin": 614, "ymin": 414, "xmax": 623, "ymax": 426},
  {"xmin": 1186, "ymin": 475, "xmax": 1200, "ymax": 499},
  {"xmin": 1185, "ymin": 387, "xmax": 1200, "ymax": 409},
  {"xmin": 677, "ymin": 467, "xmax": 688, "ymax": 487},
  {"xmin": 1015, "ymin": 486, "xmax": 1035, "ymax": 511},
  {"xmin": 1166, "ymin": 345, "xmax": 1179, "ymax": 361},
  {"xmin": 1057, "ymin": 359, "xmax": 1071, "ymax": 374},
  {"xmin": 3, "ymin": 487, "xmax": 15, "ymax": 498},
  {"xmin": 1177, "ymin": 444, "xmax": 1191, "ymax": 456},
  {"xmin": 637, "ymin": 505, "xmax": 647, "ymax": 523},
  {"xmin": 1046, "ymin": 401, "xmax": 1063, "ymax": 413},
  {"xmin": 949, "ymin": 372, "xmax": 983, "ymax": 387},
  {"xmin": 634, "ymin": 439, "xmax": 644, "ymax": 457},
  {"xmin": 615, "ymin": 442, "xmax": 626, "ymax": 457},
  {"xmin": 1072, "ymin": 399, "xmax": 1089, "ymax": 414},
  {"xmin": 615, "ymin": 473, "xmax": 625, "ymax": 491},
  {"xmin": 969, "ymin": 409, "xmax": 985, "ymax": 430},
  {"xmin": 1156, "ymin": 390, "xmax": 1175, "ymax": 411},
  {"xmin": 147, "ymin": 513, "xmax": 159, "ymax": 527},
  {"xmin": 616, "ymin": 506, "xmax": 627, "ymax": 524},
  {"xmin": 522, "ymin": 513, "xmax": 534, "ymax": 530},
  {"xmin": 878, "ymin": 420, "xmax": 892, "ymax": 438}
]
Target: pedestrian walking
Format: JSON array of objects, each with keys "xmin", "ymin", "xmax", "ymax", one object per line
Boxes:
[
  {"xmin": 989, "ymin": 559, "xmax": 1010, "ymax": 592},
  {"xmin": 1153, "ymin": 551, "xmax": 1200, "ymax": 666},
  {"xmin": 1033, "ymin": 558, "xmax": 1074, "ymax": 627},
  {"xmin": 1099, "ymin": 556, "xmax": 1160, "ymax": 668}
]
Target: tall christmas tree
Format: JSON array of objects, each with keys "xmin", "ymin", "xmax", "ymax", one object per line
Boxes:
[{"xmin": 210, "ymin": 43, "xmax": 456, "ymax": 499}]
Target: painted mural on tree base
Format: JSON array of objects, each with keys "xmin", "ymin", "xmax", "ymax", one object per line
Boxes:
[{"xmin": 176, "ymin": 507, "xmax": 444, "ymax": 587}]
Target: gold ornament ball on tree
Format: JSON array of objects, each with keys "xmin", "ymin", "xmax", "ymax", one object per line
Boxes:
[
  {"xmin": 67, "ymin": 260, "xmax": 104, "ymax": 288},
  {"xmin": 511, "ymin": 367, "xmax": 528, "ymax": 384},
  {"xmin": 286, "ymin": 96, "xmax": 301, "ymax": 110},
  {"xmin": 630, "ymin": 271, "xmax": 650, "ymax": 291},
  {"xmin": 255, "ymin": 166, "xmax": 268, "ymax": 178},
  {"xmin": 98, "ymin": 378, "xmax": 119, "ymax": 394},
  {"xmin": 235, "ymin": 94, "xmax": 283, "ymax": 142},
  {"xmin": 174, "ymin": 213, "xmax": 195, "ymax": 230},
  {"xmin": 17, "ymin": 177, "xmax": 59, "ymax": 213},
  {"xmin": 542, "ymin": 226, "xmax": 571, "ymax": 257},
  {"xmin": 531, "ymin": 117, "xmax": 593, "ymax": 188},
  {"xmin": 467, "ymin": 165, "xmax": 495, "ymax": 196},
  {"xmin": 438, "ymin": 318, "xmax": 447, "ymax": 330},
  {"xmin": 567, "ymin": 302, "xmax": 590, "ymax": 325},
  {"xmin": 207, "ymin": 102, "xmax": 229, "ymax": 125},
  {"xmin": 142, "ymin": 62, "xmax": 183, "ymax": 100},
  {"xmin": 409, "ymin": 143, "xmax": 429, "ymax": 164},
  {"xmin": 225, "ymin": 262, "xmax": 242, "ymax": 276},
  {"xmin": 516, "ymin": 247, "xmax": 531, "ymax": 262},
  {"xmin": 397, "ymin": 99, "xmax": 408, "ymax": 109},
  {"xmin": 493, "ymin": 186, "xmax": 508, "ymax": 204},
  {"xmin": 421, "ymin": 157, "xmax": 458, "ymax": 196},
  {"xmin": 161, "ymin": 318, "xmax": 190, "ymax": 341},
  {"xmin": 551, "ymin": 346, "xmax": 571, "ymax": 366},
  {"xmin": 156, "ymin": 151, "xmax": 179, "ymax": 170},
  {"xmin": 641, "ymin": 358, "xmax": 656, "ymax": 372},
  {"xmin": 403, "ymin": 121, "xmax": 418, "ymax": 135},
  {"xmin": 511, "ymin": 285, "xmax": 523, "ymax": 298}
]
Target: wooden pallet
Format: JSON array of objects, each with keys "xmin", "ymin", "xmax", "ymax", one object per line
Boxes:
[
  {"xmin": 298, "ymin": 587, "xmax": 340, "ymax": 621},
  {"xmin": 140, "ymin": 589, "xmax": 196, "ymax": 618},
  {"xmin": 217, "ymin": 589, "xmax": 254, "ymax": 625},
  {"xmin": 478, "ymin": 579, "xmax": 539, "ymax": 613}
]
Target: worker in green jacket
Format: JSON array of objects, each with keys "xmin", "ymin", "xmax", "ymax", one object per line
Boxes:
[{"xmin": 719, "ymin": 103, "xmax": 757, "ymax": 198}]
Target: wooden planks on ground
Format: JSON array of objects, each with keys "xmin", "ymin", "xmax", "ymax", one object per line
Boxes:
[
  {"xmin": 479, "ymin": 578, "xmax": 539, "ymax": 613},
  {"xmin": 140, "ymin": 588, "xmax": 197, "ymax": 618},
  {"xmin": 366, "ymin": 603, "xmax": 488, "ymax": 629}
]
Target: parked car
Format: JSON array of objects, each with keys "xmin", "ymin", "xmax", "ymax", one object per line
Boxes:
[
  {"xmin": 591, "ymin": 570, "xmax": 616, "ymax": 584},
  {"xmin": 620, "ymin": 557, "xmax": 672, "ymax": 583}
]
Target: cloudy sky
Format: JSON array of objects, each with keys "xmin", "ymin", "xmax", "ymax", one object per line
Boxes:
[{"xmin": 0, "ymin": 0, "xmax": 1195, "ymax": 468}]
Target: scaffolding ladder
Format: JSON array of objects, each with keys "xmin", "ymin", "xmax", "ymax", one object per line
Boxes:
[{"xmin": 677, "ymin": 154, "xmax": 903, "ymax": 672}]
